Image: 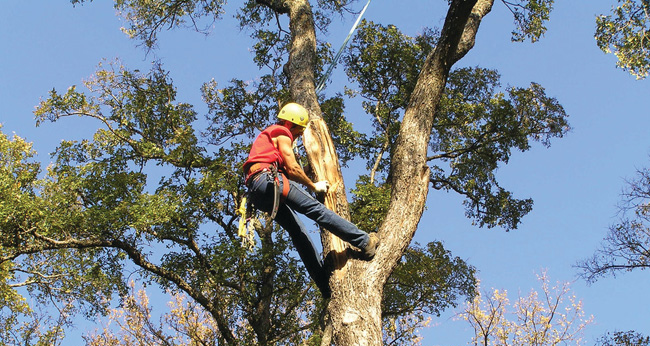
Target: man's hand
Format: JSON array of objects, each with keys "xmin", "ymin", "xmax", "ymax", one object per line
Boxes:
[{"xmin": 314, "ymin": 181, "xmax": 330, "ymax": 194}]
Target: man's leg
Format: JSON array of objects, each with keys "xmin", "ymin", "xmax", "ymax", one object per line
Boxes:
[
  {"xmin": 274, "ymin": 204, "xmax": 331, "ymax": 298},
  {"xmin": 248, "ymin": 172, "xmax": 331, "ymax": 297},
  {"xmin": 283, "ymin": 180, "xmax": 370, "ymax": 250}
]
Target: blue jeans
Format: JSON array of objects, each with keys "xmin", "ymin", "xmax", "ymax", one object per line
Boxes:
[{"xmin": 247, "ymin": 171, "xmax": 370, "ymax": 296}]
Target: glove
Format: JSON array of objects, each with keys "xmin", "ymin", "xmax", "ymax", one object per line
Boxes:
[{"xmin": 314, "ymin": 181, "xmax": 330, "ymax": 194}]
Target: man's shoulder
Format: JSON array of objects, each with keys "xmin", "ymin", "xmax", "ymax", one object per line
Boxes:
[{"xmin": 266, "ymin": 124, "xmax": 292, "ymax": 139}]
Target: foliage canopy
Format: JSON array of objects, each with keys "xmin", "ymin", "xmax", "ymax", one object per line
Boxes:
[{"xmin": 0, "ymin": 0, "xmax": 577, "ymax": 344}]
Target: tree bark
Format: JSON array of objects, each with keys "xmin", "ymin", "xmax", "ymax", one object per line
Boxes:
[
  {"xmin": 379, "ymin": 0, "xmax": 492, "ymax": 282},
  {"xmin": 284, "ymin": 0, "xmax": 353, "ymax": 271},
  {"xmin": 284, "ymin": 0, "xmax": 493, "ymax": 344}
]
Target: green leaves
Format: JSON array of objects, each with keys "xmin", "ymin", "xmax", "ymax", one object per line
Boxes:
[
  {"xmin": 0, "ymin": 129, "xmax": 127, "ymax": 343},
  {"xmin": 502, "ymin": 0, "xmax": 554, "ymax": 43},
  {"xmin": 382, "ymin": 241, "xmax": 476, "ymax": 345},
  {"xmin": 202, "ymin": 76, "xmax": 281, "ymax": 144},
  {"xmin": 342, "ymin": 20, "xmax": 438, "ymax": 178},
  {"xmin": 0, "ymin": 129, "xmax": 45, "ymax": 248},
  {"xmin": 432, "ymin": 67, "xmax": 569, "ymax": 230},
  {"xmin": 344, "ymin": 20, "xmax": 435, "ymax": 105},
  {"xmin": 38, "ymin": 60, "xmax": 203, "ymax": 168},
  {"xmin": 34, "ymin": 86, "xmax": 96, "ymax": 126},
  {"xmin": 343, "ymin": 21, "xmax": 568, "ymax": 230},
  {"xmin": 320, "ymin": 95, "xmax": 368, "ymax": 167},
  {"xmin": 0, "ymin": 127, "xmax": 39, "ymax": 194},
  {"xmin": 596, "ymin": 330, "xmax": 650, "ymax": 346},
  {"xmin": 115, "ymin": 0, "xmax": 227, "ymax": 49},
  {"xmin": 383, "ymin": 242, "xmax": 476, "ymax": 318},
  {"xmin": 596, "ymin": 0, "xmax": 650, "ymax": 78},
  {"xmin": 350, "ymin": 175, "xmax": 391, "ymax": 231}
]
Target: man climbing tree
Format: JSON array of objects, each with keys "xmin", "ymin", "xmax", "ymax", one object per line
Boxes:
[{"xmin": 242, "ymin": 102, "xmax": 379, "ymax": 298}]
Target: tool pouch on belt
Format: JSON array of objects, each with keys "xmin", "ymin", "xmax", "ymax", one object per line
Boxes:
[{"xmin": 269, "ymin": 164, "xmax": 290, "ymax": 219}]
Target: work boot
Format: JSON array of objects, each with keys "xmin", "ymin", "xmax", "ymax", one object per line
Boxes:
[{"xmin": 362, "ymin": 233, "xmax": 379, "ymax": 260}]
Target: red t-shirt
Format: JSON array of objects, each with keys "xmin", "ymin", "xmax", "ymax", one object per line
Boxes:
[{"xmin": 243, "ymin": 125, "xmax": 294, "ymax": 173}]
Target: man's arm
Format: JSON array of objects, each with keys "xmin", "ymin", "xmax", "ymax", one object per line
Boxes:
[{"xmin": 276, "ymin": 135, "xmax": 321, "ymax": 192}]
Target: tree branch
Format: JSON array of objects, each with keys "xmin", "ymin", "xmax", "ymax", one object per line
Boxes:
[
  {"xmin": 256, "ymin": 0, "xmax": 290, "ymax": 14},
  {"xmin": 9, "ymin": 229, "xmax": 239, "ymax": 345},
  {"xmin": 455, "ymin": 0, "xmax": 495, "ymax": 62},
  {"xmin": 8, "ymin": 269, "xmax": 68, "ymax": 288}
]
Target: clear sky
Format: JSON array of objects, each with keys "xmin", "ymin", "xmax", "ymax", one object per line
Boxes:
[{"xmin": 1, "ymin": 1, "xmax": 649, "ymax": 345}]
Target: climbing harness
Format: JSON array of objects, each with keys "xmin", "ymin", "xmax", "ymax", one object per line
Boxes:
[
  {"xmin": 243, "ymin": 162, "xmax": 290, "ymax": 219},
  {"xmin": 315, "ymin": 0, "xmax": 372, "ymax": 93},
  {"xmin": 238, "ymin": 162, "xmax": 291, "ymax": 246}
]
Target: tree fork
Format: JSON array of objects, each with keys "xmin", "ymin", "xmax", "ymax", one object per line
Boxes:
[{"xmin": 280, "ymin": 0, "xmax": 492, "ymax": 344}]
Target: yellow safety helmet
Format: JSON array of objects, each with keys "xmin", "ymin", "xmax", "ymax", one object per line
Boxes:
[{"xmin": 277, "ymin": 103, "xmax": 309, "ymax": 127}]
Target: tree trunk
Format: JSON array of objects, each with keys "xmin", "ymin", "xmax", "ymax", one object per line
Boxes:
[
  {"xmin": 284, "ymin": 0, "xmax": 493, "ymax": 344},
  {"xmin": 285, "ymin": 0, "xmax": 353, "ymax": 269},
  {"xmin": 379, "ymin": 0, "xmax": 492, "ymax": 282}
]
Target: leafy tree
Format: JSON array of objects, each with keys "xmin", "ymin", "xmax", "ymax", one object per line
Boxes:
[
  {"xmin": 1, "ymin": 81, "xmax": 475, "ymax": 345},
  {"xmin": 0, "ymin": 128, "xmax": 92, "ymax": 346},
  {"xmin": 596, "ymin": 0, "xmax": 650, "ymax": 79},
  {"xmin": 596, "ymin": 331, "xmax": 650, "ymax": 346},
  {"xmin": 381, "ymin": 242, "xmax": 476, "ymax": 345},
  {"xmin": 3, "ymin": 62, "xmax": 321, "ymax": 345},
  {"xmin": 1, "ymin": 0, "xmax": 571, "ymax": 344},
  {"xmin": 460, "ymin": 271, "xmax": 593, "ymax": 346},
  {"xmin": 84, "ymin": 282, "xmax": 222, "ymax": 346},
  {"xmin": 578, "ymin": 164, "xmax": 650, "ymax": 282},
  {"xmin": 84, "ymin": 244, "xmax": 475, "ymax": 346}
]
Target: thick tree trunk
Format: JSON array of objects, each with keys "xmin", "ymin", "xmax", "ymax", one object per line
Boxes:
[
  {"xmin": 378, "ymin": 0, "xmax": 492, "ymax": 283},
  {"xmin": 284, "ymin": 2, "xmax": 382, "ymax": 343},
  {"xmin": 282, "ymin": 0, "xmax": 493, "ymax": 345},
  {"xmin": 284, "ymin": 0, "xmax": 353, "ymax": 269}
]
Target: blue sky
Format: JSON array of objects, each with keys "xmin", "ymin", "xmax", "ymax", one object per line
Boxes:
[{"xmin": 2, "ymin": 1, "xmax": 650, "ymax": 345}]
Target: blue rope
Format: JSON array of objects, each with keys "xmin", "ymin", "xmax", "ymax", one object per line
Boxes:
[{"xmin": 315, "ymin": 0, "xmax": 372, "ymax": 93}]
